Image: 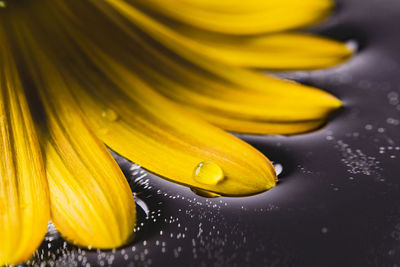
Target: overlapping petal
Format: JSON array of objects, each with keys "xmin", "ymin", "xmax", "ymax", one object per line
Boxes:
[
  {"xmin": 0, "ymin": 27, "xmax": 49, "ymax": 266},
  {"xmin": 8, "ymin": 17, "xmax": 136, "ymax": 249}
]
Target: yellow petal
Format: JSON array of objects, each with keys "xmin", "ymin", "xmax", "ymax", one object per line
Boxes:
[
  {"xmin": 129, "ymin": 0, "xmax": 334, "ymax": 35},
  {"xmin": 0, "ymin": 28, "xmax": 49, "ymax": 265},
  {"xmin": 173, "ymin": 32, "xmax": 353, "ymax": 69},
  {"xmin": 10, "ymin": 22, "xmax": 136, "ymax": 249}
]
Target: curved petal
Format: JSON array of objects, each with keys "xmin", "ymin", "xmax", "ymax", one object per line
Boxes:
[
  {"xmin": 10, "ymin": 22, "xmax": 136, "ymax": 249},
  {"xmin": 0, "ymin": 28, "xmax": 49, "ymax": 265},
  {"xmin": 129, "ymin": 0, "xmax": 334, "ymax": 35},
  {"xmin": 171, "ymin": 32, "xmax": 353, "ymax": 69}
]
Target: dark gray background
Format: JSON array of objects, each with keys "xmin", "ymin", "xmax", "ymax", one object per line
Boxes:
[{"xmin": 31, "ymin": 0, "xmax": 400, "ymax": 266}]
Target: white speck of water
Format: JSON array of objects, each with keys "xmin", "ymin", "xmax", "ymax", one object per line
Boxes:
[
  {"xmin": 346, "ymin": 39, "xmax": 359, "ymax": 52},
  {"xmin": 321, "ymin": 227, "xmax": 329, "ymax": 234},
  {"xmin": 365, "ymin": 124, "xmax": 373, "ymax": 130}
]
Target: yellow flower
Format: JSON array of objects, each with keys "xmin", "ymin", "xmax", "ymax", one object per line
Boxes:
[{"xmin": 0, "ymin": 0, "xmax": 351, "ymax": 265}]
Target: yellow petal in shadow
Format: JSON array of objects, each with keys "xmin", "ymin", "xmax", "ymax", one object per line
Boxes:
[
  {"xmin": 0, "ymin": 29, "xmax": 49, "ymax": 265},
  {"xmin": 12, "ymin": 25, "xmax": 136, "ymax": 249}
]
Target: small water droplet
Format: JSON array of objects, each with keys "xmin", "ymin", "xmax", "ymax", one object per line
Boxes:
[
  {"xmin": 193, "ymin": 161, "xmax": 224, "ymax": 185},
  {"xmin": 101, "ymin": 108, "xmax": 119, "ymax": 121},
  {"xmin": 273, "ymin": 163, "xmax": 283, "ymax": 176},
  {"xmin": 346, "ymin": 39, "xmax": 359, "ymax": 52},
  {"xmin": 190, "ymin": 188, "xmax": 221, "ymax": 198},
  {"xmin": 134, "ymin": 195, "xmax": 150, "ymax": 217},
  {"xmin": 98, "ymin": 127, "xmax": 110, "ymax": 135},
  {"xmin": 365, "ymin": 124, "xmax": 373, "ymax": 130}
]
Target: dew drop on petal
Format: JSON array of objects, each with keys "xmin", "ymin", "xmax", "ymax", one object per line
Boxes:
[
  {"xmin": 101, "ymin": 108, "xmax": 119, "ymax": 121},
  {"xmin": 193, "ymin": 161, "xmax": 224, "ymax": 185},
  {"xmin": 98, "ymin": 127, "xmax": 110, "ymax": 135}
]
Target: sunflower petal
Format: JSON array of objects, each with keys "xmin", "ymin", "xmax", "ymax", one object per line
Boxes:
[
  {"xmin": 11, "ymin": 23, "xmax": 136, "ymax": 249},
  {"xmin": 130, "ymin": 0, "xmax": 334, "ymax": 35},
  {"xmin": 171, "ymin": 32, "xmax": 353, "ymax": 69},
  {"xmin": 0, "ymin": 29, "xmax": 49, "ymax": 265}
]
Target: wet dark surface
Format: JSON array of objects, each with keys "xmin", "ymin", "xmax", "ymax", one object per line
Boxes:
[{"xmin": 30, "ymin": 0, "xmax": 400, "ymax": 266}]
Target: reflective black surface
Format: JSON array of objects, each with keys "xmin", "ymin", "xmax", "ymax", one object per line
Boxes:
[{"xmin": 30, "ymin": 0, "xmax": 400, "ymax": 266}]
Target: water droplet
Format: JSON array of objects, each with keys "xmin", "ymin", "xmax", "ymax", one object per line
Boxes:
[
  {"xmin": 190, "ymin": 188, "xmax": 221, "ymax": 198},
  {"xmin": 0, "ymin": 1, "xmax": 6, "ymax": 8},
  {"xmin": 365, "ymin": 124, "xmax": 373, "ymax": 130},
  {"xmin": 193, "ymin": 161, "xmax": 224, "ymax": 185},
  {"xmin": 273, "ymin": 163, "xmax": 283, "ymax": 176},
  {"xmin": 134, "ymin": 195, "xmax": 150, "ymax": 217},
  {"xmin": 101, "ymin": 108, "xmax": 119, "ymax": 121},
  {"xmin": 98, "ymin": 127, "xmax": 110, "ymax": 135},
  {"xmin": 346, "ymin": 39, "xmax": 359, "ymax": 52}
]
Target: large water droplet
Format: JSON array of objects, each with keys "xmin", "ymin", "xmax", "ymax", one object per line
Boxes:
[
  {"xmin": 193, "ymin": 161, "xmax": 224, "ymax": 185},
  {"xmin": 191, "ymin": 188, "xmax": 221, "ymax": 198},
  {"xmin": 101, "ymin": 108, "xmax": 119, "ymax": 121}
]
